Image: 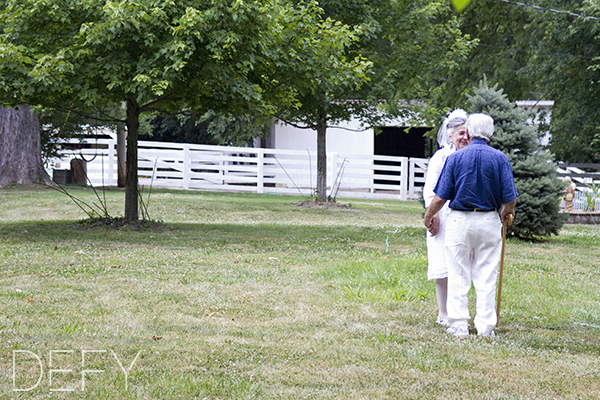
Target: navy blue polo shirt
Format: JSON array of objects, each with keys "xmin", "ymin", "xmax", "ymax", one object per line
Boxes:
[{"xmin": 434, "ymin": 138, "xmax": 518, "ymax": 211}]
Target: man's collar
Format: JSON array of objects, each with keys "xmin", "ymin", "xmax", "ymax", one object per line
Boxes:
[{"xmin": 470, "ymin": 138, "xmax": 489, "ymax": 145}]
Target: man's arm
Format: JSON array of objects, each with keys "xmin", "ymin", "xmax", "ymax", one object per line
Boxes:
[
  {"xmin": 423, "ymin": 195, "xmax": 447, "ymax": 236},
  {"xmin": 500, "ymin": 199, "xmax": 516, "ymax": 223}
]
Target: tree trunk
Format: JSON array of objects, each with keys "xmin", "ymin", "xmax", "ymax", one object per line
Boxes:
[
  {"xmin": 116, "ymin": 121, "xmax": 126, "ymax": 187},
  {"xmin": 316, "ymin": 112, "xmax": 327, "ymax": 202},
  {"xmin": 0, "ymin": 105, "xmax": 53, "ymax": 187},
  {"xmin": 124, "ymin": 97, "xmax": 140, "ymax": 220}
]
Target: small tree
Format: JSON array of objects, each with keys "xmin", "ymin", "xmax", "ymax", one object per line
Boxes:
[{"xmin": 467, "ymin": 80, "xmax": 565, "ymax": 239}]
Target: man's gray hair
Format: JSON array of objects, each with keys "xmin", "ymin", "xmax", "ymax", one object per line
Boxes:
[{"xmin": 466, "ymin": 113, "xmax": 494, "ymax": 141}]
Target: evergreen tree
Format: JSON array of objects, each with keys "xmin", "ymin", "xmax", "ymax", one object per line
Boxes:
[{"xmin": 467, "ymin": 80, "xmax": 566, "ymax": 239}]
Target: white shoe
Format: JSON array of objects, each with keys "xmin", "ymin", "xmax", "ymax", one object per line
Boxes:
[
  {"xmin": 436, "ymin": 317, "xmax": 449, "ymax": 327},
  {"xmin": 478, "ymin": 330, "xmax": 495, "ymax": 338},
  {"xmin": 447, "ymin": 325, "xmax": 469, "ymax": 338}
]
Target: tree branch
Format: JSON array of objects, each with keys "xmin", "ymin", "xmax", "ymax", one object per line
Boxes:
[
  {"xmin": 53, "ymin": 105, "xmax": 126, "ymax": 124},
  {"xmin": 138, "ymin": 96, "xmax": 183, "ymax": 114},
  {"xmin": 273, "ymin": 116, "xmax": 317, "ymax": 130}
]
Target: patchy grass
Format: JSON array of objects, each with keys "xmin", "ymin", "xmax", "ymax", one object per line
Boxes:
[{"xmin": 0, "ymin": 185, "xmax": 599, "ymax": 399}]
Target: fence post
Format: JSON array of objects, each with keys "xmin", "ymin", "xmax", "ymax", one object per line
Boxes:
[
  {"xmin": 221, "ymin": 151, "xmax": 228, "ymax": 186},
  {"xmin": 408, "ymin": 158, "xmax": 415, "ymax": 199},
  {"xmin": 400, "ymin": 157, "xmax": 408, "ymax": 201},
  {"xmin": 183, "ymin": 144, "xmax": 190, "ymax": 190},
  {"xmin": 257, "ymin": 149, "xmax": 264, "ymax": 194},
  {"xmin": 107, "ymin": 139, "xmax": 115, "ymax": 186}
]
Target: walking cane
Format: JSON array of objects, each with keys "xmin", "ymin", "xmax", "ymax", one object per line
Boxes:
[{"xmin": 496, "ymin": 214, "xmax": 513, "ymax": 328}]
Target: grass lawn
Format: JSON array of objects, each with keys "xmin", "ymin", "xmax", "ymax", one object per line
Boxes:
[{"xmin": 1, "ymin": 185, "xmax": 599, "ymax": 399}]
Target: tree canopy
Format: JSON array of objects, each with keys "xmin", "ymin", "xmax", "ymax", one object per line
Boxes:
[
  {"xmin": 435, "ymin": 0, "xmax": 535, "ymax": 111},
  {"xmin": 532, "ymin": 0, "xmax": 600, "ymax": 163},
  {"xmin": 436, "ymin": 0, "xmax": 600, "ymax": 163},
  {"xmin": 144, "ymin": 111, "xmax": 270, "ymax": 147}
]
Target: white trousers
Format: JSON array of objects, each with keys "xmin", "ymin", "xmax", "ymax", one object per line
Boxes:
[{"xmin": 445, "ymin": 210, "xmax": 502, "ymax": 335}]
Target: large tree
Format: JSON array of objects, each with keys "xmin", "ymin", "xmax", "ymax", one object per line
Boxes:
[
  {"xmin": 434, "ymin": 0, "xmax": 537, "ymax": 113},
  {"xmin": 433, "ymin": 0, "xmax": 600, "ymax": 163},
  {"xmin": 0, "ymin": 0, "xmax": 367, "ymax": 219},
  {"xmin": 0, "ymin": 105, "xmax": 53, "ymax": 186},
  {"xmin": 530, "ymin": 0, "xmax": 600, "ymax": 163}
]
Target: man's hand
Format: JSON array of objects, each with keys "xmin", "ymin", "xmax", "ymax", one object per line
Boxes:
[
  {"xmin": 423, "ymin": 195, "xmax": 447, "ymax": 236},
  {"xmin": 500, "ymin": 199, "xmax": 516, "ymax": 223},
  {"xmin": 426, "ymin": 213, "xmax": 440, "ymax": 236}
]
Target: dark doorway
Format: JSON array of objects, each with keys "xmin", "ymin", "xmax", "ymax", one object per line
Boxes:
[
  {"xmin": 373, "ymin": 126, "xmax": 433, "ymax": 190},
  {"xmin": 374, "ymin": 126, "xmax": 434, "ymax": 158}
]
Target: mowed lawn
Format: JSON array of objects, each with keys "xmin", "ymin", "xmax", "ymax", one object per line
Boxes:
[{"xmin": 0, "ymin": 186, "xmax": 599, "ymax": 399}]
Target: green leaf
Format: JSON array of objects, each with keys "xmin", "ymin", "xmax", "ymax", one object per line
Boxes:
[{"xmin": 452, "ymin": 0, "xmax": 471, "ymax": 12}]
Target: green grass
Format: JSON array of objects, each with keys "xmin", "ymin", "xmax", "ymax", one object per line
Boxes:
[{"xmin": 1, "ymin": 185, "xmax": 599, "ymax": 399}]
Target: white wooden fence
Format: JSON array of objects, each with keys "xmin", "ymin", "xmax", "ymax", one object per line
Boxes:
[
  {"xmin": 46, "ymin": 139, "xmax": 599, "ymax": 209},
  {"xmin": 46, "ymin": 139, "xmax": 427, "ymax": 201}
]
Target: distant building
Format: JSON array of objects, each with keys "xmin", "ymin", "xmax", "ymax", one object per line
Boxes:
[{"xmin": 265, "ymin": 118, "xmax": 435, "ymax": 159}]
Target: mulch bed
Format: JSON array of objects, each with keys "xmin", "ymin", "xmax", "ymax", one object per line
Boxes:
[{"xmin": 292, "ymin": 201, "xmax": 351, "ymax": 210}]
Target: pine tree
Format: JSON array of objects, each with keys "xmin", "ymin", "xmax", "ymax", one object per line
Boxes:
[{"xmin": 467, "ymin": 80, "xmax": 566, "ymax": 239}]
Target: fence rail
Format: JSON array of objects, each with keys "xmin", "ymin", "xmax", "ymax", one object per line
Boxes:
[{"xmin": 46, "ymin": 139, "xmax": 427, "ymax": 201}]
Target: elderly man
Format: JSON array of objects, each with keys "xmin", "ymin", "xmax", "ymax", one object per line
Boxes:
[{"xmin": 423, "ymin": 113, "xmax": 517, "ymax": 338}]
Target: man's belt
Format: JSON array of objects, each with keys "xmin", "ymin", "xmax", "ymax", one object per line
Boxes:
[{"xmin": 453, "ymin": 208, "xmax": 497, "ymax": 212}]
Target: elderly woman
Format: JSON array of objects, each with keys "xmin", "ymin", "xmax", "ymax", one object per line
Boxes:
[{"xmin": 423, "ymin": 109, "xmax": 470, "ymax": 326}]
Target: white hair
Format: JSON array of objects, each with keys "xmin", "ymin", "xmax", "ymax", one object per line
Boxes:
[
  {"xmin": 437, "ymin": 109, "xmax": 468, "ymax": 147},
  {"xmin": 466, "ymin": 113, "xmax": 494, "ymax": 140}
]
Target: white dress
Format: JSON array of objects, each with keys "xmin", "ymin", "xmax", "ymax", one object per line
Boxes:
[{"xmin": 423, "ymin": 145, "xmax": 454, "ymax": 280}]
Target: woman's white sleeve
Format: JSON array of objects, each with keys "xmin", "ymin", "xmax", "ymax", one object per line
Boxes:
[{"xmin": 423, "ymin": 151, "xmax": 445, "ymax": 208}]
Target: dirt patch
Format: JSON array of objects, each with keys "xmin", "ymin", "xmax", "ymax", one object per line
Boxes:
[
  {"xmin": 77, "ymin": 217, "xmax": 174, "ymax": 231},
  {"xmin": 292, "ymin": 201, "xmax": 351, "ymax": 210}
]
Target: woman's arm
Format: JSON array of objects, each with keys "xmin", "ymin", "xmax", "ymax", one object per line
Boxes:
[{"xmin": 423, "ymin": 149, "xmax": 447, "ymax": 208}]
